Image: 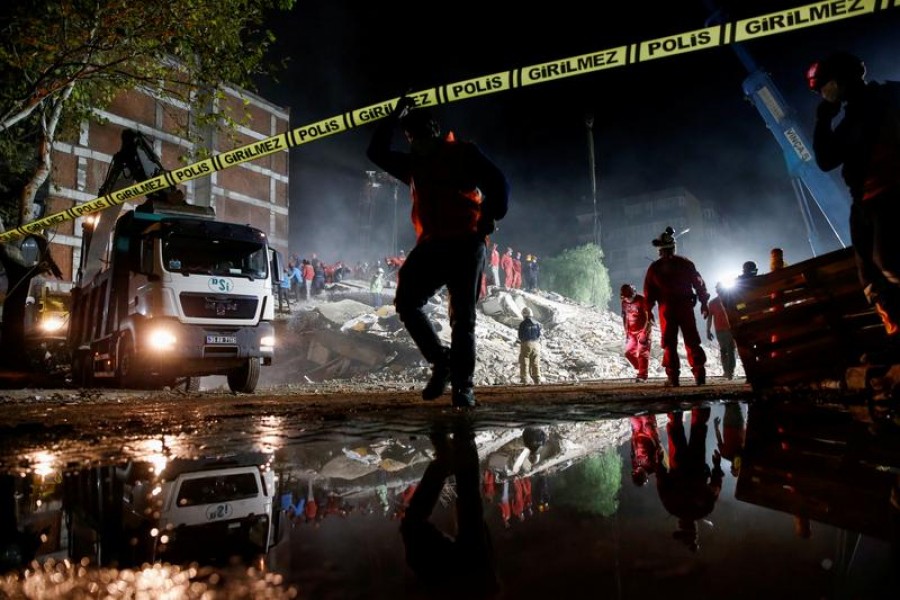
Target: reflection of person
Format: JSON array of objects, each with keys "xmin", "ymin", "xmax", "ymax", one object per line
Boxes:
[
  {"xmin": 714, "ymin": 404, "xmax": 746, "ymax": 477},
  {"xmin": 620, "ymin": 284, "xmax": 652, "ymax": 382},
  {"xmin": 808, "ymin": 52, "xmax": 900, "ymax": 336},
  {"xmin": 367, "ymin": 97, "xmax": 509, "ymax": 408},
  {"xmin": 629, "ymin": 415, "xmax": 662, "ymax": 486},
  {"xmin": 400, "ymin": 421, "xmax": 499, "ymax": 597},
  {"xmin": 656, "ymin": 407, "xmax": 724, "ymax": 552},
  {"xmin": 643, "ymin": 227, "xmax": 710, "ymax": 387}
]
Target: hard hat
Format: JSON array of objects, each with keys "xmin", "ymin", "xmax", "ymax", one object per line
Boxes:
[
  {"xmin": 742, "ymin": 260, "xmax": 758, "ymax": 276},
  {"xmin": 399, "ymin": 109, "xmax": 440, "ymax": 139},
  {"xmin": 377, "ymin": 267, "xmax": 384, "ymax": 273},
  {"xmin": 620, "ymin": 284, "xmax": 635, "ymax": 298},
  {"xmin": 806, "ymin": 52, "xmax": 865, "ymax": 92},
  {"xmin": 521, "ymin": 307, "xmax": 532, "ymax": 317},
  {"xmin": 652, "ymin": 226, "xmax": 676, "ymax": 250}
]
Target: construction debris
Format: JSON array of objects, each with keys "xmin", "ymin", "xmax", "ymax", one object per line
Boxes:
[{"xmin": 260, "ymin": 282, "xmax": 740, "ymax": 389}]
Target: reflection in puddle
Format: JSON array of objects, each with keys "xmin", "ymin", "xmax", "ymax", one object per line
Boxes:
[{"xmin": 1, "ymin": 400, "xmax": 897, "ymax": 598}]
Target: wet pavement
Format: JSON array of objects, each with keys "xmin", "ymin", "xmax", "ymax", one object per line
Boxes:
[{"xmin": 1, "ymin": 383, "xmax": 898, "ymax": 599}]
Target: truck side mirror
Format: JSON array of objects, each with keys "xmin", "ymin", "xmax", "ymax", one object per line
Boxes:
[{"xmin": 270, "ymin": 249, "xmax": 284, "ymax": 282}]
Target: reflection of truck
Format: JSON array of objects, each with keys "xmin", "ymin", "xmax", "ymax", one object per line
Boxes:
[
  {"xmin": 67, "ymin": 130, "xmax": 279, "ymax": 392},
  {"xmin": 122, "ymin": 455, "xmax": 279, "ymax": 563}
]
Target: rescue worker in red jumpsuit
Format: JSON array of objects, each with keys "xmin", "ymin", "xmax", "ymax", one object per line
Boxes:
[
  {"xmin": 367, "ymin": 97, "xmax": 509, "ymax": 409},
  {"xmin": 643, "ymin": 226, "xmax": 710, "ymax": 386},
  {"xmin": 512, "ymin": 251, "xmax": 523, "ymax": 289},
  {"xmin": 489, "ymin": 243, "xmax": 501, "ymax": 288},
  {"xmin": 620, "ymin": 283, "xmax": 653, "ymax": 382},
  {"xmin": 501, "ymin": 247, "xmax": 514, "ymax": 289},
  {"xmin": 808, "ymin": 52, "xmax": 900, "ymax": 336}
]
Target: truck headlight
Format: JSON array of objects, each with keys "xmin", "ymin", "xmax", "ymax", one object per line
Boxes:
[
  {"xmin": 148, "ymin": 329, "xmax": 177, "ymax": 350},
  {"xmin": 260, "ymin": 335, "xmax": 275, "ymax": 351},
  {"xmin": 40, "ymin": 316, "xmax": 65, "ymax": 333}
]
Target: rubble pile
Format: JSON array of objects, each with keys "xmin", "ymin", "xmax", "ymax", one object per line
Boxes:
[{"xmin": 260, "ymin": 281, "xmax": 740, "ymax": 390}]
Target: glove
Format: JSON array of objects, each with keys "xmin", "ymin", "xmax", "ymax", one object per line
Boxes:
[
  {"xmin": 700, "ymin": 304, "xmax": 709, "ymax": 320},
  {"xmin": 816, "ymin": 99, "xmax": 841, "ymax": 122},
  {"xmin": 707, "ymin": 331, "xmax": 714, "ymax": 341},
  {"xmin": 390, "ymin": 96, "xmax": 417, "ymax": 120}
]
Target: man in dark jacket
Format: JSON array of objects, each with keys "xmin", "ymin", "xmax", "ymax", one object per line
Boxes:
[
  {"xmin": 517, "ymin": 306, "xmax": 541, "ymax": 384},
  {"xmin": 643, "ymin": 227, "xmax": 710, "ymax": 386},
  {"xmin": 367, "ymin": 97, "xmax": 509, "ymax": 408},
  {"xmin": 808, "ymin": 51, "xmax": 900, "ymax": 336}
]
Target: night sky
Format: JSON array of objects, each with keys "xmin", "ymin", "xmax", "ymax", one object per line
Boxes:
[{"xmin": 253, "ymin": 1, "xmax": 900, "ymax": 273}]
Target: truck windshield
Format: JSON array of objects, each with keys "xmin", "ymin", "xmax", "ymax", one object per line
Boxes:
[
  {"xmin": 162, "ymin": 235, "xmax": 268, "ymax": 279},
  {"xmin": 176, "ymin": 472, "xmax": 260, "ymax": 507}
]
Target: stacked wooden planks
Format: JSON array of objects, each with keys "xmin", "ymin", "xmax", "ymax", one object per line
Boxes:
[{"xmin": 721, "ymin": 247, "xmax": 888, "ymax": 391}]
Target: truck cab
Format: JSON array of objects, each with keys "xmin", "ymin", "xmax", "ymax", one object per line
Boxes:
[
  {"xmin": 68, "ymin": 205, "xmax": 277, "ymax": 392},
  {"xmin": 121, "ymin": 454, "xmax": 279, "ymax": 565}
]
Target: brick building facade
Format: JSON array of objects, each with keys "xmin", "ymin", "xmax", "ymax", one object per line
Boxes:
[{"xmin": 45, "ymin": 85, "xmax": 290, "ymax": 283}]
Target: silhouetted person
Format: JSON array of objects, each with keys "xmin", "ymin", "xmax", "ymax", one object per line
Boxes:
[
  {"xmin": 643, "ymin": 227, "xmax": 710, "ymax": 386},
  {"xmin": 367, "ymin": 97, "xmax": 509, "ymax": 408},
  {"xmin": 400, "ymin": 420, "xmax": 499, "ymax": 597},
  {"xmin": 808, "ymin": 51, "xmax": 900, "ymax": 336},
  {"xmin": 656, "ymin": 407, "xmax": 724, "ymax": 552}
]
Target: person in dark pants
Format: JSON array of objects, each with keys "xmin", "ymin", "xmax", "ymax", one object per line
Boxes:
[
  {"xmin": 643, "ymin": 226, "xmax": 710, "ymax": 387},
  {"xmin": 367, "ymin": 97, "xmax": 509, "ymax": 408},
  {"xmin": 706, "ymin": 282, "xmax": 736, "ymax": 380},
  {"xmin": 400, "ymin": 420, "xmax": 499, "ymax": 598},
  {"xmin": 808, "ymin": 51, "xmax": 900, "ymax": 336}
]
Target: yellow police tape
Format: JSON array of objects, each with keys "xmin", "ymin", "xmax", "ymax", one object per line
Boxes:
[{"xmin": 0, "ymin": 0, "xmax": 893, "ymax": 243}]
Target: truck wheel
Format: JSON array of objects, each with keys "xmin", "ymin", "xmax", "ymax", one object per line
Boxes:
[
  {"xmin": 227, "ymin": 358, "xmax": 260, "ymax": 393},
  {"xmin": 182, "ymin": 376, "xmax": 201, "ymax": 392},
  {"xmin": 116, "ymin": 336, "xmax": 141, "ymax": 388},
  {"xmin": 73, "ymin": 352, "xmax": 93, "ymax": 388}
]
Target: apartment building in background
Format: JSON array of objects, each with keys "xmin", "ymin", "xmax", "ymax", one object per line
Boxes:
[
  {"xmin": 43, "ymin": 85, "xmax": 290, "ymax": 283},
  {"xmin": 577, "ymin": 187, "xmax": 727, "ymax": 301}
]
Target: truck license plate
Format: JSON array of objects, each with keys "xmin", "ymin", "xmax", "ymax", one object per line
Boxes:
[{"xmin": 206, "ymin": 335, "xmax": 236, "ymax": 344}]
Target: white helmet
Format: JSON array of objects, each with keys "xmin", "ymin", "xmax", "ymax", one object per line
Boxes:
[{"xmin": 522, "ymin": 307, "xmax": 532, "ymax": 317}]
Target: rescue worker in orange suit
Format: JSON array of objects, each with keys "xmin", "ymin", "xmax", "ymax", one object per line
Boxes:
[
  {"xmin": 501, "ymin": 247, "xmax": 514, "ymax": 289},
  {"xmin": 629, "ymin": 414, "xmax": 662, "ymax": 487},
  {"xmin": 656, "ymin": 407, "xmax": 724, "ymax": 553},
  {"xmin": 643, "ymin": 226, "xmax": 710, "ymax": 386},
  {"xmin": 367, "ymin": 97, "xmax": 509, "ymax": 409},
  {"xmin": 620, "ymin": 283, "xmax": 653, "ymax": 382},
  {"xmin": 809, "ymin": 52, "xmax": 900, "ymax": 336},
  {"xmin": 706, "ymin": 282, "xmax": 736, "ymax": 380},
  {"xmin": 489, "ymin": 243, "xmax": 501, "ymax": 288}
]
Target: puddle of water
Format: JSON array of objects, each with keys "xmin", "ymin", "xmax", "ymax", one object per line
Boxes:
[{"xmin": 1, "ymin": 400, "xmax": 896, "ymax": 599}]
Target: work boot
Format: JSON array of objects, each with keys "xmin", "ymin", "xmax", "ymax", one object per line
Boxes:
[
  {"xmin": 451, "ymin": 387, "xmax": 476, "ymax": 410},
  {"xmin": 693, "ymin": 367, "xmax": 706, "ymax": 386},
  {"xmin": 422, "ymin": 348, "xmax": 451, "ymax": 401},
  {"xmin": 664, "ymin": 369, "xmax": 680, "ymax": 387}
]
